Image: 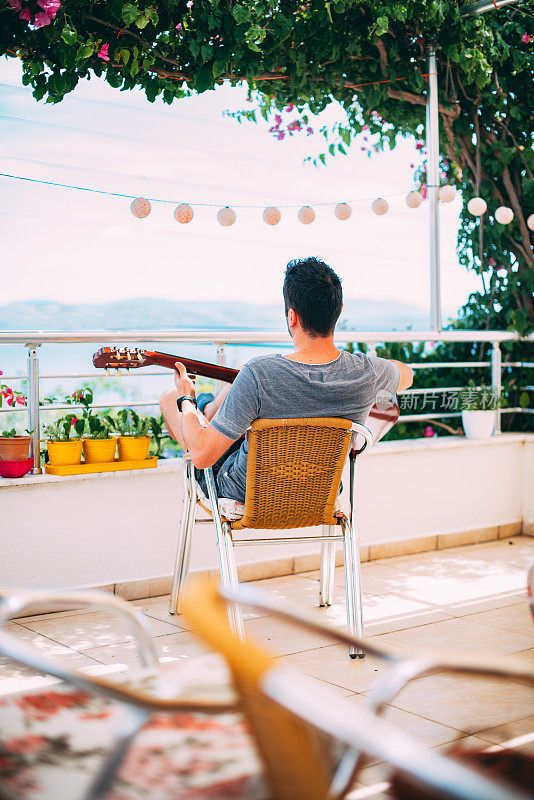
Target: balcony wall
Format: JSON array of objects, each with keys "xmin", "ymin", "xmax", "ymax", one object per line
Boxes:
[{"xmin": 1, "ymin": 433, "xmax": 532, "ymax": 601}]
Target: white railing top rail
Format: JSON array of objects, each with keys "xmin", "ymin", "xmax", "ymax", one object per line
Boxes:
[{"xmin": 0, "ymin": 329, "xmax": 532, "ymax": 346}]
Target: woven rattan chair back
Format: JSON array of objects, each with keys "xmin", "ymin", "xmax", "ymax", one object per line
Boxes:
[{"xmin": 232, "ymin": 417, "xmax": 353, "ymax": 531}]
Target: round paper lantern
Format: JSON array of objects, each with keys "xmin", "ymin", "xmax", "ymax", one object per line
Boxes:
[
  {"xmin": 263, "ymin": 206, "xmax": 281, "ymax": 225},
  {"xmin": 439, "ymin": 185, "xmax": 456, "ymax": 203},
  {"xmin": 495, "ymin": 206, "xmax": 514, "ymax": 225},
  {"xmin": 527, "ymin": 214, "xmax": 534, "ymax": 232},
  {"xmin": 217, "ymin": 206, "xmax": 236, "ymax": 226},
  {"xmin": 371, "ymin": 198, "xmax": 388, "ymax": 216},
  {"xmin": 298, "ymin": 206, "xmax": 315, "ymax": 224},
  {"xmin": 467, "ymin": 197, "xmax": 487, "ymax": 216},
  {"xmin": 335, "ymin": 203, "xmax": 352, "ymax": 221},
  {"xmin": 406, "ymin": 191, "xmax": 423, "ymax": 209},
  {"xmin": 130, "ymin": 197, "xmax": 151, "ymax": 219},
  {"xmin": 174, "ymin": 203, "xmax": 194, "ymax": 223}
]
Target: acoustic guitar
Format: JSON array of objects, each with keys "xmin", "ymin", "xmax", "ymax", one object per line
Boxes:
[{"xmin": 92, "ymin": 346, "xmax": 399, "ymax": 446}]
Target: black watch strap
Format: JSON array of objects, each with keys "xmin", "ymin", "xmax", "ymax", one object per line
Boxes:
[{"xmin": 176, "ymin": 395, "xmax": 197, "ymax": 412}]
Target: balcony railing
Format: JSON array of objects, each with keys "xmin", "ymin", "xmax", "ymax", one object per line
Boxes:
[{"xmin": 1, "ymin": 328, "xmax": 533, "ymax": 474}]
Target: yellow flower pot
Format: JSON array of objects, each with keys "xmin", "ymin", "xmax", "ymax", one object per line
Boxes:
[
  {"xmin": 83, "ymin": 437, "xmax": 117, "ymax": 464},
  {"xmin": 47, "ymin": 440, "xmax": 83, "ymax": 467},
  {"xmin": 118, "ymin": 436, "xmax": 150, "ymax": 461}
]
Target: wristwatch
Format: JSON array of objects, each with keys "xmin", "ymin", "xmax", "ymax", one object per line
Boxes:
[{"xmin": 176, "ymin": 395, "xmax": 197, "ymax": 412}]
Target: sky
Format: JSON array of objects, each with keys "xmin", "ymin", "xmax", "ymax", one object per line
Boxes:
[{"xmin": 0, "ymin": 58, "xmax": 479, "ymax": 322}]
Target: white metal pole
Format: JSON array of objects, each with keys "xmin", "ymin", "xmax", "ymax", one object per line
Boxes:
[
  {"xmin": 427, "ymin": 45, "xmax": 442, "ymax": 332},
  {"xmin": 26, "ymin": 345, "xmax": 41, "ymax": 474}
]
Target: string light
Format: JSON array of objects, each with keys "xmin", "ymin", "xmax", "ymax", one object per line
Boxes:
[
  {"xmin": 217, "ymin": 206, "xmax": 236, "ymax": 226},
  {"xmin": 495, "ymin": 206, "xmax": 514, "ymax": 224},
  {"xmin": 406, "ymin": 191, "xmax": 423, "ymax": 208},
  {"xmin": 130, "ymin": 197, "xmax": 151, "ymax": 218},
  {"xmin": 527, "ymin": 214, "xmax": 534, "ymax": 232},
  {"xmin": 334, "ymin": 203, "xmax": 352, "ymax": 220},
  {"xmin": 372, "ymin": 198, "xmax": 388, "ymax": 215},
  {"xmin": 298, "ymin": 206, "xmax": 315, "ymax": 224},
  {"xmin": 174, "ymin": 203, "xmax": 194, "ymax": 223},
  {"xmin": 439, "ymin": 185, "xmax": 456, "ymax": 203},
  {"xmin": 467, "ymin": 197, "xmax": 487, "ymax": 216},
  {"xmin": 263, "ymin": 206, "xmax": 281, "ymax": 225}
]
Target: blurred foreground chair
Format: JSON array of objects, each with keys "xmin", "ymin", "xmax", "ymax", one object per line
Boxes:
[
  {"xmin": 0, "ymin": 585, "xmax": 532, "ymax": 800},
  {"xmin": 184, "ymin": 579, "xmax": 534, "ymax": 800},
  {"xmin": 169, "ymin": 416, "xmax": 376, "ymax": 657}
]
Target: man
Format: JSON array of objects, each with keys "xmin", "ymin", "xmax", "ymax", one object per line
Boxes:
[{"xmin": 160, "ymin": 257, "xmax": 414, "ymax": 502}]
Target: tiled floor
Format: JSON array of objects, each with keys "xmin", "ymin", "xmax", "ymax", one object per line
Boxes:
[{"xmin": 2, "ymin": 536, "xmax": 533, "ymax": 798}]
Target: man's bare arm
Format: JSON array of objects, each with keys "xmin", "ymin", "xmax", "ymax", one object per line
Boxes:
[{"xmin": 390, "ymin": 360, "xmax": 414, "ymax": 392}]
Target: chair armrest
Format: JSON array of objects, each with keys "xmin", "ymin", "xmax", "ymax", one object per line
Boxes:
[
  {"xmin": 350, "ymin": 422, "xmax": 373, "ymax": 455},
  {"xmin": 0, "ymin": 588, "xmax": 158, "ymax": 668}
]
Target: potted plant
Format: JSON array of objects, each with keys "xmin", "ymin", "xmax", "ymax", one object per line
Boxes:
[
  {"xmin": 0, "ymin": 375, "xmax": 31, "ymax": 461},
  {"xmin": 43, "ymin": 414, "xmax": 86, "ymax": 466},
  {"xmin": 0, "ymin": 427, "xmax": 33, "ymax": 461},
  {"xmin": 460, "ymin": 384, "xmax": 501, "ymax": 440},
  {"xmin": 83, "ymin": 414, "xmax": 117, "ymax": 463},
  {"xmin": 107, "ymin": 408, "xmax": 151, "ymax": 461}
]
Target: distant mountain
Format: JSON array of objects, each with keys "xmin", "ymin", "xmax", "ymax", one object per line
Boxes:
[{"xmin": 0, "ymin": 297, "xmax": 428, "ymax": 331}]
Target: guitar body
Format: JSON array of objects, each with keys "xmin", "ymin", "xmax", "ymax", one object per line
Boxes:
[{"xmin": 93, "ymin": 346, "xmax": 399, "ymax": 445}]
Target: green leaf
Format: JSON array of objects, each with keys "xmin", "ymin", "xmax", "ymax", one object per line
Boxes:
[
  {"xmin": 232, "ymin": 5, "xmax": 250, "ymax": 24},
  {"xmin": 193, "ymin": 66, "xmax": 212, "ymax": 92},
  {"xmin": 76, "ymin": 44, "xmax": 94, "ymax": 61},
  {"xmin": 136, "ymin": 15, "xmax": 149, "ymax": 29},
  {"xmin": 375, "ymin": 16, "xmax": 389, "ymax": 36},
  {"xmin": 121, "ymin": 3, "xmax": 139, "ymax": 26},
  {"xmin": 61, "ymin": 24, "xmax": 77, "ymax": 46},
  {"xmin": 212, "ymin": 59, "xmax": 226, "ymax": 78}
]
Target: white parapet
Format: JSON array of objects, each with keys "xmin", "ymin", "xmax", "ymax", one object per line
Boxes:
[{"xmin": 1, "ymin": 433, "xmax": 532, "ymax": 596}]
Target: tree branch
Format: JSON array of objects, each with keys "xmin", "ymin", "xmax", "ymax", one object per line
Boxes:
[
  {"xmin": 87, "ymin": 14, "xmax": 182, "ymax": 70},
  {"xmin": 386, "ymin": 86, "xmax": 460, "ymax": 118},
  {"xmin": 501, "ymin": 163, "xmax": 534, "ymax": 266}
]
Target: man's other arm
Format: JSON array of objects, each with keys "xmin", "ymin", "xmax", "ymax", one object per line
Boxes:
[{"xmin": 389, "ymin": 360, "xmax": 414, "ymax": 392}]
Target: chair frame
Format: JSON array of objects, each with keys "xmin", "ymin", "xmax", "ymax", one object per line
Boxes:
[{"xmin": 169, "ymin": 420, "xmax": 374, "ymax": 657}]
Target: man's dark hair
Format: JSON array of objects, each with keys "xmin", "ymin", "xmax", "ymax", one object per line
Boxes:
[{"xmin": 283, "ymin": 257, "xmax": 342, "ymax": 336}]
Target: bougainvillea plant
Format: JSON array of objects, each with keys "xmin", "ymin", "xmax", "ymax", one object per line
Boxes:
[
  {"xmin": 0, "ymin": 370, "xmax": 27, "ymax": 408},
  {"xmin": 1, "ymin": 1, "xmax": 533, "ymax": 333}
]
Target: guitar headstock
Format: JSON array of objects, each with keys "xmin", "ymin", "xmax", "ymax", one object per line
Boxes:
[{"xmin": 92, "ymin": 347, "xmax": 152, "ymax": 371}]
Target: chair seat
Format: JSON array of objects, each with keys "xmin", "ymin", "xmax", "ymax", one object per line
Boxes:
[
  {"xmin": 0, "ymin": 654, "xmax": 267, "ymax": 800},
  {"xmin": 196, "ymin": 484, "xmax": 347, "ymax": 525}
]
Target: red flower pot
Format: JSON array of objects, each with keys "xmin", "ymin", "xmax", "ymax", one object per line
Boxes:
[{"xmin": 0, "ymin": 457, "xmax": 33, "ymax": 478}]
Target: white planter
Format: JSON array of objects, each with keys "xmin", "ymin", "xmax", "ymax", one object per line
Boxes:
[{"xmin": 462, "ymin": 410, "xmax": 496, "ymax": 440}]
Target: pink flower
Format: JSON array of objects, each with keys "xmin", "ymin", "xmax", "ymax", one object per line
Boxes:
[
  {"xmin": 274, "ymin": 114, "xmax": 282, "ymax": 124},
  {"xmin": 0, "ymin": 370, "xmax": 3, "ymax": 375},
  {"xmin": 70, "ymin": 417, "xmax": 77, "ymax": 425},
  {"xmin": 521, "ymin": 33, "xmax": 531, "ymax": 43},
  {"xmin": 306, "ymin": 126, "xmax": 313, "ymax": 134},
  {"xmin": 421, "ymin": 184, "xmax": 427, "ymax": 199},
  {"xmin": 6, "ymin": 735, "xmax": 45, "ymax": 755},
  {"xmin": 7, "ymin": 0, "xmax": 22, "ymax": 10},
  {"xmin": 34, "ymin": 11, "xmax": 51, "ymax": 26},
  {"xmin": 285, "ymin": 103, "xmax": 295, "ymax": 112},
  {"xmin": 15, "ymin": 395, "xmax": 26, "ymax": 405},
  {"xmin": 277, "ymin": 131, "xmax": 285, "ymax": 140},
  {"xmin": 287, "ymin": 120, "xmax": 301, "ymax": 131},
  {"xmin": 186, "ymin": 0, "xmax": 193, "ymax": 7},
  {"xmin": 488, "ymin": 257, "xmax": 496, "ymax": 267},
  {"xmin": 175, "ymin": 22, "xmax": 182, "ymax": 31},
  {"xmin": 423, "ymin": 426, "xmax": 435, "ymax": 438},
  {"xmin": 415, "ymin": 141, "xmax": 424, "ymax": 150},
  {"xmin": 37, "ymin": 0, "xmax": 61, "ymax": 17},
  {"xmin": 19, "ymin": 8, "xmax": 31, "ymax": 20},
  {"xmin": 6, "ymin": 397, "xmax": 14, "ymax": 407},
  {"xmin": 98, "ymin": 43, "xmax": 109, "ymax": 61}
]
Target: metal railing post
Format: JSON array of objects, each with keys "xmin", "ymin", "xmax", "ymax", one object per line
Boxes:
[
  {"xmin": 491, "ymin": 342, "xmax": 502, "ymax": 435},
  {"xmin": 26, "ymin": 344, "xmax": 42, "ymax": 474},
  {"xmin": 427, "ymin": 44, "xmax": 442, "ymax": 333},
  {"xmin": 215, "ymin": 343, "xmax": 226, "ymax": 395}
]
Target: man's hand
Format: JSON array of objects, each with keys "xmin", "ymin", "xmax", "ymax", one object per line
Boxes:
[{"xmin": 174, "ymin": 362, "xmax": 196, "ymax": 398}]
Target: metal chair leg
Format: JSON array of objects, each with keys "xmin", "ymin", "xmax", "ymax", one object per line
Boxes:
[
  {"xmin": 169, "ymin": 459, "xmax": 196, "ymax": 615},
  {"xmin": 204, "ymin": 468, "xmax": 244, "ymax": 638},
  {"xmin": 222, "ymin": 521, "xmax": 245, "ymax": 640},
  {"xmin": 342, "ymin": 517, "xmax": 364, "ymax": 659},
  {"xmin": 319, "ymin": 526, "xmax": 336, "ymax": 606}
]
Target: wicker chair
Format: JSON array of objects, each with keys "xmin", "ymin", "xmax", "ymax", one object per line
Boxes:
[{"xmin": 169, "ymin": 416, "xmax": 375, "ymax": 657}]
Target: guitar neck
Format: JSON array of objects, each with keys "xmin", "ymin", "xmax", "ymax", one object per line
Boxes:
[{"xmin": 146, "ymin": 350, "xmax": 239, "ymax": 383}]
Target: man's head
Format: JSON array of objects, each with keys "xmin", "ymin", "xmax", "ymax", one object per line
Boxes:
[{"xmin": 283, "ymin": 257, "xmax": 343, "ymax": 337}]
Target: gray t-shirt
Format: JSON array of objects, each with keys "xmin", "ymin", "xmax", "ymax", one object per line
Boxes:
[{"xmin": 210, "ymin": 350, "xmax": 399, "ymax": 502}]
